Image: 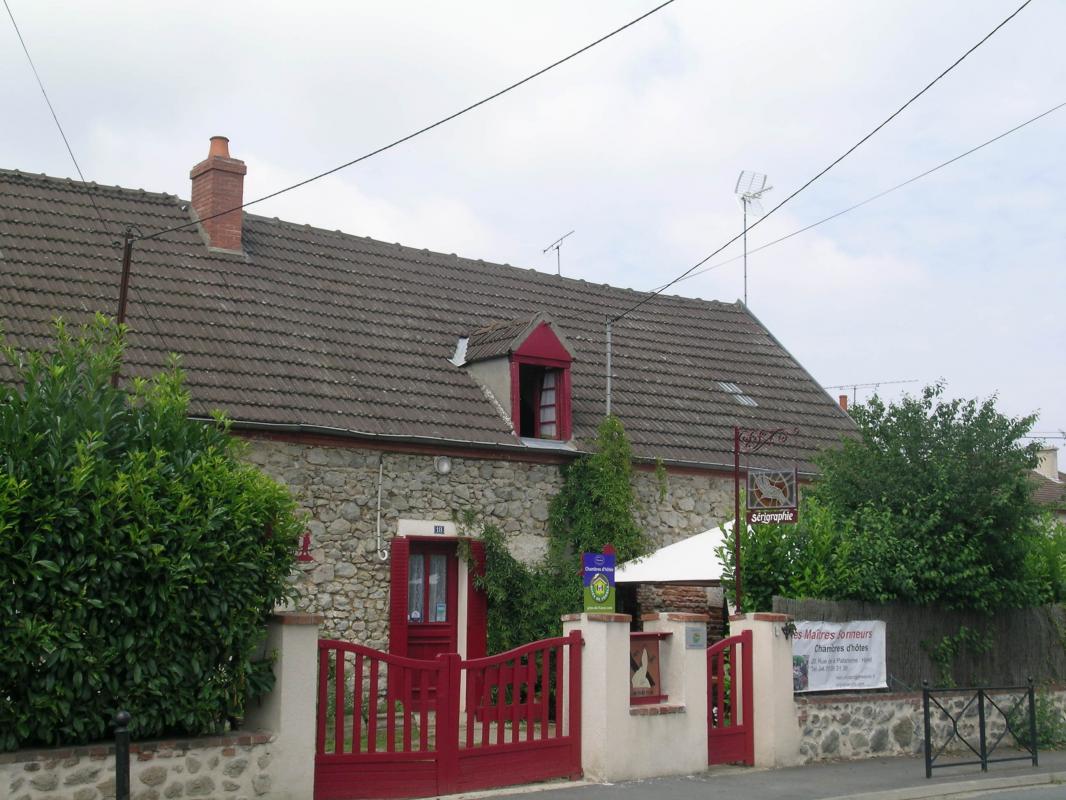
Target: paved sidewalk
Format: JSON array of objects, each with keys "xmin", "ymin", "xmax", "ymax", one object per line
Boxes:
[{"xmin": 460, "ymin": 750, "xmax": 1066, "ymax": 800}]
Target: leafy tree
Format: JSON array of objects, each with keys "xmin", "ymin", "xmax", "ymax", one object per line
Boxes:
[
  {"xmin": 468, "ymin": 415, "xmax": 648, "ymax": 653},
  {"xmin": 719, "ymin": 384, "xmax": 1052, "ymax": 612},
  {"xmin": 548, "ymin": 415, "xmax": 649, "ymax": 564},
  {"xmin": 0, "ymin": 316, "xmax": 302, "ymax": 750}
]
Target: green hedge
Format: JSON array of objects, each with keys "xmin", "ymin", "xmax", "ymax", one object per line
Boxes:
[{"xmin": 0, "ymin": 317, "xmax": 302, "ymax": 750}]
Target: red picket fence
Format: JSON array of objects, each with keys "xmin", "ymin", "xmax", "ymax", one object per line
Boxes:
[
  {"xmin": 314, "ymin": 631, "xmax": 582, "ymax": 800},
  {"xmin": 707, "ymin": 629, "xmax": 754, "ymax": 766}
]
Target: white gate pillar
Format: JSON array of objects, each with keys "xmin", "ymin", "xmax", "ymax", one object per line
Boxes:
[
  {"xmin": 728, "ymin": 612, "xmax": 802, "ymax": 767},
  {"xmin": 562, "ymin": 612, "xmax": 709, "ymax": 782},
  {"xmin": 244, "ymin": 611, "xmax": 323, "ymax": 799}
]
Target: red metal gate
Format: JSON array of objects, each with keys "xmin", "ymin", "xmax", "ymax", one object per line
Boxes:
[
  {"xmin": 707, "ymin": 630, "xmax": 754, "ymax": 766},
  {"xmin": 314, "ymin": 631, "xmax": 583, "ymax": 800}
]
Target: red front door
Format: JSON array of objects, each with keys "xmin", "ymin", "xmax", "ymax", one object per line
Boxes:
[{"xmin": 405, "ymin": 541, "xmax": 459, "ymax": 660}]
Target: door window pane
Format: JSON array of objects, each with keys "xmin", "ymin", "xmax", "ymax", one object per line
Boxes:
[
  {"xmin": 428, "ymin": 554, "xmax": 448, "ymax": 622},
  {"xmin": 408, "ymin": 554, "xmax": 425, "ymax": 623}
]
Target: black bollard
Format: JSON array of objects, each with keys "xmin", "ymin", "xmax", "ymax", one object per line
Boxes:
[{"xmin": 114, "ymin": 710, "xmax": 131, "ymax": 800}]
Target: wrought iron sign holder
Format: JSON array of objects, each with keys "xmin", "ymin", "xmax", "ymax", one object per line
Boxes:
[{"xmin": 732, "ymin": 426, "xmax": 799, "ymax": 612}]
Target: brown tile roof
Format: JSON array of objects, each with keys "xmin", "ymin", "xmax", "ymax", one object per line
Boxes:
[
  {"xmin": 464, "ymin": 314, "xmax": 540, "ymax": 364},
  {"xmin": 0, "ymin": 168, "xmax": 857, "ymax": 471},
  {"xmin": 1031, "ymin": 471, "xmax": 1066, "ymax": 509}
]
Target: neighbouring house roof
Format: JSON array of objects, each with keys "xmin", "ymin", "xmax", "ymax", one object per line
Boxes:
[
  {"xmin": 0, "ymin": 168, "xmax": 856, "ymax": 471},
  {"xmin": 1031, "ymin": 471, "xmax": 1066, "ymax": 511}
]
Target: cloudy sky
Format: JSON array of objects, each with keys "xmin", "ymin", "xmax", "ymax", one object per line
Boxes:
[{"xmin": 3, "ymin": 1, "xmax": 1064, "ymax": 443}]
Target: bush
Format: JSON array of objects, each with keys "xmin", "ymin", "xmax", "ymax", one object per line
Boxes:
[
  {"xmin": 1009, "ymin": 688, "xmax": 1066, "ymax": 750},
  {"xmin": 718, "ymin": 385, "xmax": 1054, "ymax": 613},
  {"xmin": 467, "ymin": 522, "xmax": 579, "ymax": 656},
  {"xmin": 0, "ymin": 317, "xmax": 302, "ymax": 750},
  {"xmin": 465, "ymin": 415, "xmax": 648, "ymax": 653}
]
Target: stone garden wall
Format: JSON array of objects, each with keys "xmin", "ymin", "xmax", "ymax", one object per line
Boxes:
[
  {"xmin": 1, "ymin": 733, "xmax": 274, "ymax": 800},
  {"xmin": 794, "ymin": 688, "xmax": 1066, "ymax": 763},
  {"xmin": 242, "ymin": 437, "xmax": 733, "ymax": 646}
]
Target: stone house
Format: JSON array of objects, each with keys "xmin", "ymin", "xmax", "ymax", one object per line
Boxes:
[
  {"xmin": 1032, "ymin": 447, "xmax": 1066, "ymax": 524},
  {"xmin": 0, "ymin": 137, "xmax": 856, "ymax": 660}
]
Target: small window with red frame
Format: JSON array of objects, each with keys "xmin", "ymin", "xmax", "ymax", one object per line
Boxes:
[{"xmin": 518, "ymin": 364, "xmax": 566, "ymax": 439}]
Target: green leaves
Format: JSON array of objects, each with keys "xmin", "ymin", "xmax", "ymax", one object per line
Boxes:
[
  {"xmin": 0, "ymin": 316, "xmax": 301, "ymax": 751},
  {"xmin": 548, "ymin": 415, "xmax": 648, "ymax": 565},
  {"xmin": 718, "ymin": 384, "xmax": 1053, "ymax": 614},
  {"xmin": 465, "ymin": 415, "xmax": 648, "ymax": 654}
]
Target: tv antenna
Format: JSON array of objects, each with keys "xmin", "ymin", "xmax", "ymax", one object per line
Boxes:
[
  {"xmin": 734, "ymin": 171, "xmax": 772, "ymax": 306},
  {"xmin": 543, "ymin": 230, "xmax": 575, "ymax": 276}
]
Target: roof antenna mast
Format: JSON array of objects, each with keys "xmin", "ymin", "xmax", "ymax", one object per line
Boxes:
[
  {"xmin": 734, "ymin": 171, "xmax": 772, "ymax": 306},
  {"xmin": 543, "ymin": 230, "xmax": 575, "ymax": 276}
]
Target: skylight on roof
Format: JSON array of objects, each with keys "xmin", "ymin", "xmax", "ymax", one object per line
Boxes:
[{"xmin": 717, "ymin": 381, "xmax": 758, "ymax": 407}]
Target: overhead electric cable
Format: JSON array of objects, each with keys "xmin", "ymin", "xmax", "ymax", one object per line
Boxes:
[
  {"xmin": 4, "ymin": 0, "xmax": 169, "ymax": 346},
  {"xmin": 3, "ymin": 0, "xmax": 112, "ymax": 237},
  {"xmin": 613, "ymin": 0, "xmax": 1034, "ymax": 323},
  {"xmin": 140, "ymin": 0, "xmax": 676, "ymax": 243},
  {"xmin": 656, "ymin": 99, "xmax": 1066, "ymax": 290},
  {"xmin": 822, "ymin": 380, "xmax": 919, "ymax": 391}
]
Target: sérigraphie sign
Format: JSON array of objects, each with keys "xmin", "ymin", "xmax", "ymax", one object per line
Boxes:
[
  {"xmin": 746, "ymin": 468, "xmax": 799, "ymax": 524},
  {"xmin": 791, "ymin": 620, "xmax": 887, "ymax": 692},
  {"xmin": 582, "ymin": 552, "xmax": 616, "ymax": 613}
]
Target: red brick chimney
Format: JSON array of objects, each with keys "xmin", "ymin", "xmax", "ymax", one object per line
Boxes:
[
  {"xmin": 190, "ymin": 136, "xmax": 246, "ymax": 251},
  {"xmin": 838, "ymin": 394, "xmax": 849, "ymax": 411}
]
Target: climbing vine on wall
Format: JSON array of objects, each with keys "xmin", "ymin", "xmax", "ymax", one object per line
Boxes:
[
  {"xmin": 921, "ymin": 626, "xmax": 994, "ymax": 687},
  {"xmin": 459, "ymin": 415, "xmax": 649, "ymax": 654}
]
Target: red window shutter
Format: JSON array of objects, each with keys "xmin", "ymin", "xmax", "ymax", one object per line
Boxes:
[
  {"xmin": 388, "ymin": 537, "xmax": 410, "ymax": 656},
  {"xmin": 559, "ymin": 366, "xmax": 572, "ymax": 439},
  {"xmin": 466, "ymin": 540, "xmax": 488, "ymax": 659},
  {"xmin": 536, "ymin": 369, "xmax": 559, "ymax": 439}
]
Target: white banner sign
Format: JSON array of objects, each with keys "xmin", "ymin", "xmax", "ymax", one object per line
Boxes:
[{"xmin": 791, "ymin": 620, "xmax": 887, "ymax": 692}]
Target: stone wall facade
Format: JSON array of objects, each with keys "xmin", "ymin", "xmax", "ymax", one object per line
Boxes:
[
  {"xmin": 1, "ymin": 733, "xmax": 274, "ymax": 800},
  {"xmin": 794, "ymin": 687, "xmax": 1066, "ymax": 763},
  {"xmin": 242, "ymin": 437, "xmax": 733, "ymax": 646}
]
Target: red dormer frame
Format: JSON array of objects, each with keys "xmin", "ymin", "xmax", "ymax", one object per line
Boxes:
[{"xmin": 509, "ymin": 321, "xmax": 573, "ymax": 441}]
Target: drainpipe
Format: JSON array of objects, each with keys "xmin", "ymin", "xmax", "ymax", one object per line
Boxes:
[
  {"xmin": 376, "ymin": 453, "xmax": 388, "ymax": 560},
  {"xmin": 605, "ymin": 317, "xmax": 613, "ymax": 417}
]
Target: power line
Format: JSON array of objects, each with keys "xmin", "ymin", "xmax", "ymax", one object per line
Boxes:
[
  {"xmin": 823, "ymin": 380, "xmax": 919, "ymax": 391},
  {"xmin": 3, "ymin": 0, "xmax": 112, "ymax": 238},
  {"xmin": 140, "ymin": 0, "xmax": 676, "ymax": 243},
  {"xmin": 4, "ymin": 0, "xmax": 169, "ymax": 348},
  {"xmin": 612, "ymin": 0, "xmax": 1034, "ymax": 323},
  {"xmin": 659, "ymin": 99, "xmax": 1066, "ymax": 289}
]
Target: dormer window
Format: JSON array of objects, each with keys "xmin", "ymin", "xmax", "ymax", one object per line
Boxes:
[
  {"xmin": 459, "ymin": 313, "xmax": 574, "ymax": 443},
  {"xmin": 518, "ymin": 364, "xmax": 563, "ymax": 439}
]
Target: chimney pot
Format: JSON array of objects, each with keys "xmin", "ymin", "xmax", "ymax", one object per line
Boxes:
[
  {"xmin": 189, "ymin": 136, "xmax": 246, "ymax": 252},
  {"xmin": 208, "ymin": 135, "xmax": 231, "ymax": 159},
  {"xmin": 838, "ymin": 394, "xmax": 849, "ymax": 412}
]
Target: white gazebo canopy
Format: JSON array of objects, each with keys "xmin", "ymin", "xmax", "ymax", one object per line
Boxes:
[{"xmin": 616, "ymin": 522, "xmax": 747, "ymax": 586}]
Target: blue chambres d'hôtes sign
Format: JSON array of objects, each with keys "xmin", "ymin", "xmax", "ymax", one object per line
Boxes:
[{"xmin": 582, "ymin": 552, "xmax": 616, "ymax": 613}]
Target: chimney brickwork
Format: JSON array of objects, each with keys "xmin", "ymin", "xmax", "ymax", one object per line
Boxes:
[
  {"xmin": 1037, "ymin": 447, "xmax": 1061, "ymax": 482},
  {"xmin": 190, "ymin": 136, "xmax": 246, "ymax": 251}
]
